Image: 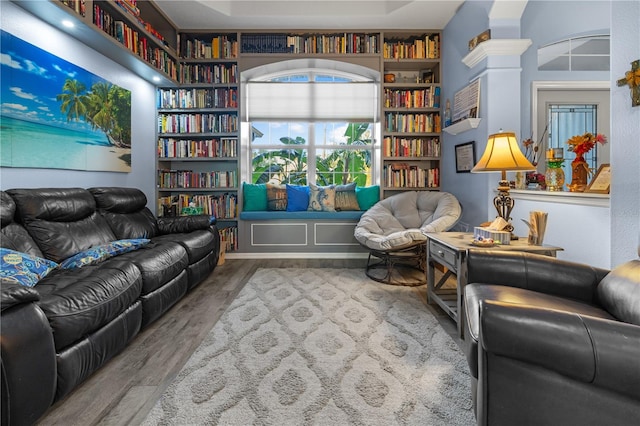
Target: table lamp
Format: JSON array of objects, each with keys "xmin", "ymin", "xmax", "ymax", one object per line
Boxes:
[{"xmin": 471, "ymin": 130, "xmax": 535, "ymax": 239}]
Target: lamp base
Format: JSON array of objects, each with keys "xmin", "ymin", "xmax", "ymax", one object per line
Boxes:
[{"xmin": 493, "ymin": 185, "xmax": 518, "ymax": 240}]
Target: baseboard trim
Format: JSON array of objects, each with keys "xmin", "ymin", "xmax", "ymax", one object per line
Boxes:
[{"xmin": 225, "ymin": 252, "xmax": 369, "ymax": 259}]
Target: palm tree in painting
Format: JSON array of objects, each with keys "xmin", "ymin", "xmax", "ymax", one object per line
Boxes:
[
  {"xmin": 56, "ymin": 79, "xmax": 89, "ymax": 122},
  {"xmin": 56, "ymin": 79, "xmax": 131, "ymax": 148}
]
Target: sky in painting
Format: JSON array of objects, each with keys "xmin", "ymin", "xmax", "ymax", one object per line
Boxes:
[{"xmin": 0, "ymin": 29, "xmax": 104, "ymax": 132}]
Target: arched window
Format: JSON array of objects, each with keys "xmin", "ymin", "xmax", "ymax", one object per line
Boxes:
[{"xmin": 242, "ymin": 59, "xmax": 379, "ymax": 186}]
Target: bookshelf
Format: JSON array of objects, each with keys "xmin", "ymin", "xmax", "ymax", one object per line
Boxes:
[
  {"xmin": 157, "ymin": 32, "xmax": 240, "ymax": 252},
  {"xmin": 15, "ymin": 1, "xmax": 179, "ymax": 85},
  {"xmin": 381, "ymin": 31, "xmax": 442, "ymax": 199}
]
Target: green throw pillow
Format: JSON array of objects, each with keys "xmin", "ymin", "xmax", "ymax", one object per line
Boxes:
[
  {"xmin": 356, "ymin": 185, "xmax": 380, "ymax": 210},
  {"xmin": 243, "ymin": 183, "xmax": 268, "ymax": 211}
]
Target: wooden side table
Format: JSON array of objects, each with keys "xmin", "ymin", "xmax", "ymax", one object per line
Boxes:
[{"xmin": 426, "ymin": 232, "xmax": 564, "ymax": 337}]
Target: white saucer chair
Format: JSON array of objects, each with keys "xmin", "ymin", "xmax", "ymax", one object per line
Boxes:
[{"xmin": 354, "ymin": 191, "xmax": 462, "ymax": 285}]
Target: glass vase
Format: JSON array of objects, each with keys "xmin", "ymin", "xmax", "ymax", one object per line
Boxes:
[{"xmin": 545, "ymin": 159, "xmax": 565, "ymax": 191}]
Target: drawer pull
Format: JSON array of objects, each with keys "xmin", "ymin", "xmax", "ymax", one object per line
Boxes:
[{"xmin": 437, "ymin": 250, "xmax": 444, "ymax": 255}]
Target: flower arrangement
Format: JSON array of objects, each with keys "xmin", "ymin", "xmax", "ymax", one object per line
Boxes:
[{"xmin": 567, "ymin": 132, "xmax": 608, "ymax": 161}]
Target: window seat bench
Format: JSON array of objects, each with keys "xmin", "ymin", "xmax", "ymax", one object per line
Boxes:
[{"xmin": 237, "ymin": 210, "xmax": 366, "ymax": 255}]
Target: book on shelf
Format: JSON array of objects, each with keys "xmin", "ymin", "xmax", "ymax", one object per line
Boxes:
[
  {"xmin": 157, "ymin": 169, "xmax": 237, "ymax": 189},
  {"xmin": 384, "ymin": 163, "xmax": 439, "ymax": 188},
  {"xmin": 157, "ymin": 193, "xmax": 237, "ymax": 219},
  {"xmin": 157, "ymin": 113, "xmax": 238, "ymax": 134},
  {"xmin": 383, "ymin": 137, "xmax": 440, "ymax": 158},
  {"xmin": 384, "ymin": 112, "xmax": 441, "ymax": 133},
  {"xmin": 158, "ymin": 137, "xmax": 237, "ymax": 158},
  {"xmin": 383, "ymin": 33, "xmax": 440, "ymax": 59}
]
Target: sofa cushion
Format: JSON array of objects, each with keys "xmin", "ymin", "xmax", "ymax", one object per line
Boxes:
[
  {"xmin": 0, "ymin": 248, "xmax": 59, "ymax": 287},
  {"xmin": 34, "ymin": 258, "xmax": 142, "ymax": 351},
  {"xmin": 89, "ymin": 187, "xmax": 159, "ymax": 239},
  {"xmin": 8, "ymin": 188, "xmax": 116, "ymax": 263},
  {"xmin": 152, "ymin": 229, "xmax": 216, "ymax": 265},
  {"xmin": 118, "ymin": 242, "xmax": 188, "ymax": 295},
  {"xmin": 59, "ymin": 239, "xmax": 150, "ymax": 269},
  {"xmin": 598, "ymin": 259, "xmax": 640, "ymax": 325},
  {"xmin": 464, "ymin": 283, "xmax": 616, "ymax": 378}
]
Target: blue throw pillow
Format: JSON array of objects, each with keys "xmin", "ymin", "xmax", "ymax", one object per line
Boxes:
[
  {"xmin": 286, "ymin": 185, "xmax": 310, "ymax": 212},
  {"xmin": 60, "ymin": 239, "xmax": 150, "ymax": 269},
  {"xmin": 0, "ymin": 248, "xmax": 59, "ymax": 287}
]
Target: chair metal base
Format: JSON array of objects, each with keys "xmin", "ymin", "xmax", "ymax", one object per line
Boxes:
[{"xmin": 364, "ymin": 242, "xmax": 427, "ymax": 286}]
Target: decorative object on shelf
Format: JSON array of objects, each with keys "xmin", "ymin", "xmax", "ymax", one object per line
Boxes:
[
  {"xmin": 525, "ymin": 172, "xmax": 546, "ymax": 190},
  {"xmin": 521, "ymin": 124, "xmax": 547, "ymax": 168},
  {"xmin": 545, "ymin": 148, "xmax": 565, "ymax": 191},
  {"xmin": 521, "ymin": 210, "xmax": 548, "ymax": 246},
  {"xmin": 586, "ymin": 164, "xmax": 611, "ymax": 194},
  {"xmin": 616, "ymin": 59, "xmax": 640, "ymax": 107},
  {"xmin": 471, "ymin": 131, "xmax": 536, "ymax": 240},
  {"xmin": 455, "ymin": 141, "xmax": 476, "ymax": 173},
  {"xmin": 384, "ymin": 73, "xmax": 396, "ymax": 83},
  {"xmin": 514, "ymin": 171, "xmax": 527, "ymax": 189},
  {"xmin": 566, "ymin": 132, "xmax": 608, "ymax": 192},
  {"xmin": 468, "ymin": 29, "xmax": 491, "ymax": 51},
  {"xmin": 451, "ymin": 79, "xmax": 480, "ymax": 123}
]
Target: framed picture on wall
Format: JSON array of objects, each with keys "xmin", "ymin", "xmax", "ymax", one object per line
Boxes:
[{"xmin": 455, "ymin": 141, "xmax": 476, "ymax": 173}]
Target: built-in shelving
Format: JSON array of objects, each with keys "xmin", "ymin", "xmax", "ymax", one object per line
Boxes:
[
  {"xmin": 157, "ymin": 32, "xmax": 240, "ymax": 252},
  {"xmin": 381, "ymin": 31, "xmax": 442, "ymax": 199},
  {"xmin": 462, "ymin": 38, "xmax": 532, "ymax": 68},
  {"xmin": 13, "ymin": 0, "xmax": 179, "ymax": 85},
  {"xmin": 443, "ymin": 118, "xmax": 482, "ymax": 135}
]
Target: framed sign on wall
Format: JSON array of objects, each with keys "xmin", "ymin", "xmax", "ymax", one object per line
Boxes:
[{"xmin": 455, "ymin": 141, "xmax": 476, "ymax": 173}]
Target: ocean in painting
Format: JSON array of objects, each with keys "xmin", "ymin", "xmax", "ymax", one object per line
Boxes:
[{"xmin": 0, "ymin": 116, "xmax": 131, "ymax": 172}]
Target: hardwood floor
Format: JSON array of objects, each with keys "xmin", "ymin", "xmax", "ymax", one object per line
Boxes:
[{"xmin": 36, "ymin": 259, "xmax": 461, "ymax": 426}]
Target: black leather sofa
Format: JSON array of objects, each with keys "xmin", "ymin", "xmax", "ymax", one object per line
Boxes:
[
  {"xmin": 0, "ymin": 187, "xmax": 220, "ymax": 426},
  {"xmin": 463, "ymin": 249, "xmax": 640, "ymax": 426}
]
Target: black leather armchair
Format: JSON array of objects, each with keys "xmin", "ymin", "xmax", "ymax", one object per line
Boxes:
[{"xmin": 463, "ymin": 249, "xmax": 640, "ymax": 426}]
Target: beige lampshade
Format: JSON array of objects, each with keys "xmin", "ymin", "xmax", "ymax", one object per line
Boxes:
[{"xmin": 471, "ymin": 131, "xmax": 536, "ymax": 172}]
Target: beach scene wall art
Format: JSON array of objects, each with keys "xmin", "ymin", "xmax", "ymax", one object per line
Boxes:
[{"xmin": 1, "ymin": 30, "xmax": 132, "ymax": 172}]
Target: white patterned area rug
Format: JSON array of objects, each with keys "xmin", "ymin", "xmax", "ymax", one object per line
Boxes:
[{"xmin": 143, "ymin": 268, "xmax": 475, "ymax": 425}]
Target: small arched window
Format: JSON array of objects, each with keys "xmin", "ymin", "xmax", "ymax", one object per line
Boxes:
[{"xmin": 538, "ymin": 34, "xmax": 610, "ymax": 71}]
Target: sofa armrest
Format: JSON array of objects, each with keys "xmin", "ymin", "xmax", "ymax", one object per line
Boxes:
[
  {"xmin": 1, "ymin": 282, "xmax": 56, "ymax": 425},
  {"xmin": 467, "ymin": 249, "xmax": 609, "ymax": 304},
  {"xmin": 1, "ymin": 280, "xmax": 40, "ymax": 312},
  {"xmin": 480, "ymin": 300, "xmax": 640, "ymax": 400},
  {"xmin": 157, "ymin": 215, "xmax": 214, "ymax": 234}
]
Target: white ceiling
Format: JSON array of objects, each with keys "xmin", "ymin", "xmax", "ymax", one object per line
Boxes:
[{"xmin": 153, "ymin": 0, "xmax": 466, "ymax": 30}]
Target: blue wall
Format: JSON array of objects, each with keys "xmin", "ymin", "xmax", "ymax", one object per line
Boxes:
[
  {"xmin": 0, "ymin": 2, "xmax": 158, "ymax": 209},
  {"xmin": 442, "ymin": 0, "xmax": 638, "ymax": 267}
]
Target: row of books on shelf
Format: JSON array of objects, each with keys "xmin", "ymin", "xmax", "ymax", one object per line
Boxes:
[
  {"xmin": 158, "ymin": 170, "xmax": 238, "ymax": 190},
  {"xmin": 240, "ymin": 33, "xmax": 379, "ymax": 54},
  {"xmin": 384, "ymin": 87, "xmax": 441, "ymax": 109},
  {"xmin": 384, "ymin": 112, "xmax": 441, "ymax": 133},
  {"xmin": 93, "ymin": 4, "xmax": 177, "ymax": 78},
  {"xmin": 59, "ymin": 0, "xmax": 85, "ymax": 17},
  {"xmin": 219, "ymin": 226, "xmax": 238, "ymax": 252},
  {"xmin": 384, "ymin": 164, "xmax": 440, "ymax": 188},
  {"xmin": 383, "ymin": 34, "xmax": 440, "ymax": 60},
  {"xmin": 157, "ymin": 88, "xmax": 238, "ymax": 109},
  {"xmin": 158, "ymin": 138, "xmax": 237, "ymax": 159},
  {"xmin": 113, "ymin": 0, "xmax": 165, "ymax": 44},
  {"xmin": 179, "ymin": 35, "xmax": 238, "ymax": 59},
  {"xmin": 177, "ymin": 63, "xmax": 238, "ymax": 85},
  {"xmin": 157, "ymin": 193, "xmax": 237, "ymax": 219},
  {"xmin": 383, "ymin": 137, "xmax": 441, "ymax": 158},
  {"xmin": 158, "ymin": 113, "xmax": 238, "ymax": 134}
]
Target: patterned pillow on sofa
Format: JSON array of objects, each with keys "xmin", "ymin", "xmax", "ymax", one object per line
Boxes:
[
  {"xmin": 308, "ymin": 184, "xmax": 336, "ymax": 212},
  {"xmin": 60, "ymin": 239, "xmax": 150, "ymax": 269},
  {"xmin": 0, "ymin": 248, "xmax": 59, "ymax": 287}
]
